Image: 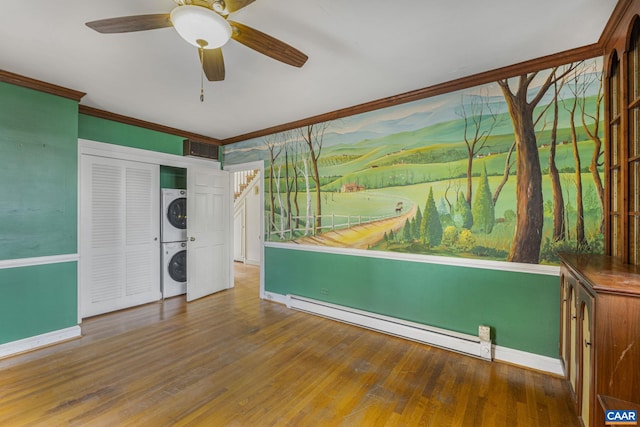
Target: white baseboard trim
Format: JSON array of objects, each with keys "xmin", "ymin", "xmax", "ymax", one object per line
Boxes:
[
  {"xmin": 271, "ymin": 292, "xmax": 561, "ymax": 375},
  {"xmin": 286, "ymin": 294, "xmax": 484, "ymax": 358},
  {"xmin": 0, "ymin": 326, "xmax": 81, "ymax": 359},
  {"xmin": 493, "ymin": 344, "xmax": 565, "ymax": 376},
  {"xmin": 264, "ymin": 291, "xmax": 288, "ymax": 305}
]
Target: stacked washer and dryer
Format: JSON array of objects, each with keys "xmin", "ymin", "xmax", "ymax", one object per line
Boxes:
[{"xmin": 161, "ymin": 189, "xmax": 187, "ymax": 298}]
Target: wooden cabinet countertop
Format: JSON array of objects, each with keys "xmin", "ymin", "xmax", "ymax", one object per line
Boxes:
[{"xmin": 558, "ymin": 253, "xmax": 640, "ymax": 297}]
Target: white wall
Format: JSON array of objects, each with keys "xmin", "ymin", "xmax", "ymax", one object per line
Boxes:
[{"xmin": 244, "ymin": 177, "xmax": 261, "ymax": 265}]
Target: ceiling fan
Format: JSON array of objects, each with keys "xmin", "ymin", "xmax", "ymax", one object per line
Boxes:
[{"xmin": 85, "ymin": 0, "xmax": 308, "ymax": 83}]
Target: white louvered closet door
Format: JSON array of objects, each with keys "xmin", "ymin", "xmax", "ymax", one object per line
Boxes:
[{"xmin": 80, "ymin": 155, "xmax": 160, "ymax": 318}]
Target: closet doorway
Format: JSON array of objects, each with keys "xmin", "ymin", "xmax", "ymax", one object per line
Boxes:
[
  {"xmin": 224, "ymin": 161, "xmax": 265, "ymax": 298},
  {"xmin": 78, "ymin": 140, "xmax": 232, "ymax": 318}
]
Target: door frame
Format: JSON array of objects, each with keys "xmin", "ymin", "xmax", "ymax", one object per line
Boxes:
[
  {"xmin": 233, "ymin": 202, "xmax": 246, "ymax": 262},
  {"xmin": 78, "ymin": 139, "xmax": 221, "ymax": 321},
  {"xmin": 223, "ymin": 160, "xmax": 265, "ymax": 299}
]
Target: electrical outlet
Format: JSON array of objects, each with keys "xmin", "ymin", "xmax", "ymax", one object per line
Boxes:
[
  {"xmin": 478, "ymin": 325, "xmax": 491, "ymax": 342},
  {"xmin": 480, "ymin": 341, "xmax": 492, "ymax": 360}
]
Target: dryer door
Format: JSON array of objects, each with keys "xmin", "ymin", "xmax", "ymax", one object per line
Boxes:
[
  {"xmin": 167, "ymin": 197, "xmax": 187, "ymax": 230},
  {"xmin": 168, "ymin": 249, "xmax": 187, "ymax": 283},
  {"xmin": 162, "ymin": 189, "xmax": 187, "ymax": 242}
]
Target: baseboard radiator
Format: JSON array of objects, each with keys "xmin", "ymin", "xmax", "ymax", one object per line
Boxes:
[{"xmin": 286, "ymin": 295, "xmax": 490, "ymax": 360}]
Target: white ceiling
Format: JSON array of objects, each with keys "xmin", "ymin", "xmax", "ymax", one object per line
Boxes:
[{"xmin": 1, "ymin": 0, "xmax": 618, "ymax": 141}]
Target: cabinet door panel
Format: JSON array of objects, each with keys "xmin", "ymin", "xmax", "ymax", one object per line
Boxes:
[
  {"xmin": 577, "ymin": 288, "xmax": 594, "ymax": 427},
  {"xmin": 568, "ymin": 280, "xmax": 578, "ymax": 396}
]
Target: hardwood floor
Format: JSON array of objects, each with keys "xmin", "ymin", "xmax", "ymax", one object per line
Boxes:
[{"xmin": 0, "ymin": 263, "xmax": 579, "ymax": 426}]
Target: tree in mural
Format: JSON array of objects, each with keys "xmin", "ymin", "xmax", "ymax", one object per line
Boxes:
[
  {"xmin": 491, "ymin": 141, "xmax": 516, "ymax": 207},
  {"xmin": 264, "ymin": 133, "xmax": 282, "ymax": 232},
  {"xmin": 454, "ymin": 191, "xmax": 473, "ymax": 230},
  {"xmin": 563, "ymin": 67, "xmax": 587, "ymax": 248},
  {"xmin": 403, "ymin": 218, "xmax": 412, "ymax": 242},
  {"xmin": 289, "ymin": 138, "xmax": 304, "ymax": 230},
  {"xmin": 491, "ymin": 80, "xmax": 557, "ymax": 210},
  {"xmin": 490, "ymin": 76, "xmax": 556, "ymax": 211},
  {"xmin": 298, "ymin": 123, "xmax": 329, "ymax": 233},
  {"xmin": 283, "ymin": 136, "xmax": 293, "ymax": 233},
  {"xmin": 472, "ymin": 164, "xmax": 495, "ymax": 234},
  {"xmin": 457, "ymin": 92, "xmax": 499, "ymax": 207},
  {"xmin": 497, "ymin": 65, "xmax": 577, "ymax": 263},
  {"xmin": 548, "ymin": 77, "xmax": 567, "ymax": 242},
  {"xmin": 421, "ymin": 187, "xmax": 443, "ymax": 247},
  {"xmin": 580, "ymin": 63, "xmax": 605, "ymax": 234},
  {"xmin": 275, "ymin": 164, "xmax": 285, "ymax": 238},
  {"xmin": 412, "ymin": 206, "xmax": 422, "ymax": 240},
  {"xmin": 278, "ymin": 130, "xmax": 303, "ymax": 234},
  {"xmin": 301, "ymin": 151, "xmax": 313, "ymax": 236}
]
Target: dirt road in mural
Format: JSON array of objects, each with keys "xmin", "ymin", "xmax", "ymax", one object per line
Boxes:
[{"xmin": 293, "ymin": 205, "xmax": 417, "ymax": 249}]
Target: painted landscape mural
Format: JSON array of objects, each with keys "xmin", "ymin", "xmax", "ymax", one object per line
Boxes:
[{"xmin": 224, "ymin": 58, "xmax": 605, "ymax": 265}]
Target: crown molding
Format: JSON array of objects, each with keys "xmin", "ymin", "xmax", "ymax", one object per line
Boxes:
[
  {"xmin": 78, "ymin": 105, "xmax": 221, "ymax": 146},
  {"xmin": 219, "ymin": 43, "xmax": 603, "ymax": 145},
  {"xmin": 599, "ymin": 0, "xmax": 634, "ymax": 47},
  {"xmin": 0, "ymin": 69, "xmax": 85, "ymax": 101}
]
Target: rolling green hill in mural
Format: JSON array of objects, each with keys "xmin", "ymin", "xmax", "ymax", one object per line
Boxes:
[
  {"xmin": 312, "ymin": 95, "xmax": 600, "ymax": 179},
  {"xmin": 318, "ymin": 138, "xmax": 598, "ymax": 192}
]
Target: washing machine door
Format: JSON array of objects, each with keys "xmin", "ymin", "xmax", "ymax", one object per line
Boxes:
[
  {"xmin": 168, "ymin": 250, "xmax": 187, "ymax": 283},
  {"xmin": 167, "ymin": 197, "xmax": 187, "ymax": 230}
]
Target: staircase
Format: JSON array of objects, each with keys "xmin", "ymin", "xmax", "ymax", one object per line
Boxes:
[{"xmin": 234, "ymin": 169, "xmax": 260, "ymax": 201}]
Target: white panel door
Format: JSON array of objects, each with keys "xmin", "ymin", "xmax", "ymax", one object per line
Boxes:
[
  {"xmin": 80, "ymin": 155, "xmax": 160, "ymax": 317},
  {"xmin": 186, "ymin": 166, "xmax": 231, "ymax": 301}
]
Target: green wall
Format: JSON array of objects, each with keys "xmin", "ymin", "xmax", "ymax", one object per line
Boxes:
[
  {"xmin": 265, "ymin": 246, "xmax": 560, "ymax": 357},
  {"xmin": 78, "ymin": 114, "xmax": 184, "ymax": 155},
  {"xmin": 0, "ymin": 82, "xmax": 79, "ymax": 345},
  {"xmin": 161, "ymin": 166, "xmax": 187, "ymax": 189},
  {"xmin": 0, "ymin": 263, "xmax": 78, "ymax": 344},
  {"xmin": 0, "ymin": 83, "xmax": 78, "ymax": 260},
  {"xmin": 79, "ymin": 115, "xmax": 188, "ymax": 188},
  {"xmin": 1, "ymin": 85, "xmax": 189, "ymax": 347}
]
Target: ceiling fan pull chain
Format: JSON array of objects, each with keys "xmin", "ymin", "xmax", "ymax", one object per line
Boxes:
[{"xmin": 199, "ymin": 47, "xmax": 205, "ymax": 102}]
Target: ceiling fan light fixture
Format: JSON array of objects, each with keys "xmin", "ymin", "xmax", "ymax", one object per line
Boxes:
[{"xmin": 170, "ymin": 5, "xmax": 231, "ymax": 49}]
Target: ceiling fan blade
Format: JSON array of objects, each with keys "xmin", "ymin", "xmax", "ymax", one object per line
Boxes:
[
  {"xmin": 200, "ymin": 48, "xmax": 226, "ymax": 81},
  {"xmin": 86, "ymin": 14, "xmax": 172, "ymax": 34},
  {"xmin": 229, "ymin": 21, "xmax": 308, "ymax": 68},
  {"xmin": 224, "ymin": 0, "xmax": 257, "ymax": 14}
]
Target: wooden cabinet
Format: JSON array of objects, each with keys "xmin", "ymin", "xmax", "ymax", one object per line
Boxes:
[{"xmin": 559, "ymin": 254, "xmax": 640, "ymax": 427}]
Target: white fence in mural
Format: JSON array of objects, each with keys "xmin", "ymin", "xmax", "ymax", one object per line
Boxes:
[{"xmin": 267, "ymin": 212, "xmax": 400, "ymax": 240}]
